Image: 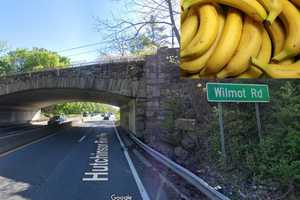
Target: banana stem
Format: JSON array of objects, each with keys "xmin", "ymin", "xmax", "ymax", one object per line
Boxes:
[
  {"xmin": 265, "ymin": 10, "xmax": 281, "ymax": 24},
  {"xmin": 183, "ymin": 0, "xmax": 194, "ymax": 10},
  {"xmin": 273, "ymin": 49, "xmax": 294, "ymax": 62},
  {"xmin": 251, "ymin": 57, "xmax": 268, "ymax": 71}
]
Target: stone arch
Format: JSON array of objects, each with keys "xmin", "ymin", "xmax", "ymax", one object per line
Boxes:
[{"xmin": 0, "ymin": 60, "xmax": 147, "ymax": 134}]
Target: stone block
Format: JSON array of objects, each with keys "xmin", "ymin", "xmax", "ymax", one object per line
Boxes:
[{"xmin": 175, "ymin": 118, "xmax": 196, "ymax": 131}]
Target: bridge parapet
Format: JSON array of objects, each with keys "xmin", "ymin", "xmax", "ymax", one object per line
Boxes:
[{"xmin": 0, "ymin": 58, "xmax": 145, "ymax": 83}]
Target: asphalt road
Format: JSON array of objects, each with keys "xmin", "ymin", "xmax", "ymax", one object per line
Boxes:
[{"xmin": 0, "ymin": 121, "xmax": 147, "ymax": 200}]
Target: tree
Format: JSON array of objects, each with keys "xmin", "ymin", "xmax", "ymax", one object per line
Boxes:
[
  {"xmin": 0, "ymin": 41, "xmax": 8, "ymax": 56},
  {"xmin": 43, "ymin": 102, "xmax": 119, "ymax": 116},
  {"xmin": 0, "ymin": 48, "xmax": 70, "ymax": 75},
  {"xmin": 95, "ymin": 0, "xmax": 179, "ymax": 55},
  {"xmin": 0, "ymin": 59, "xmax": 14, "ymax": 76}
]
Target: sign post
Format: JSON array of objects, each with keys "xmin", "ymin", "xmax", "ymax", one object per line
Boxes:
[
  {"xmin": 217, "ymin": 102, "xmax": 226, "ymax": 161},
  {"xmin": 206, "ymin": 83, "xmax": 270, "ymax": 161},
  {"xmin": 255, "ymin": 103, "xmax": 262, "ymax": 141}
]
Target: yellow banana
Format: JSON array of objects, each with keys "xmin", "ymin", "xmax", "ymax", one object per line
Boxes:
[
  {"xmin": 181, "ymin": 0, "xmax": 189, "ymax": 23},
  {"xmin": 217, "ymin": 16, "xmax": 263, "ymax": 78},
  {"xmin": 262, "ymin": 70, "xmax": 300, "ymax": 78},
  {"xmin": 290, "ymin": 0, "xmax": 300, "ymax": 7},
  {"xmin": 251, "ymin": 57, "xmax": 300, "ymax": 78},
  {"xmin": 257, "ymin": 0, "xmax": 282, "ymax": 24},
  {"xmin": 199, "ymin": 74, "xmax": 216, "ymax": 79},
  {"xmin": 188, "ymin": 74, "xmax": 200, "ymax": 79},
  {"xmin": 278, "ymin": 58, "xmax": 294, "ymax": 64},
  {"xmin": 181, "ymin": 9, "xmax": 199, "ymax": 50},
  {"xmin": 265, "ymin": 19, "xmax": 285, "ymax": 55},
  {"xmin": 202, "ymin": 8, "xmax": 243, "ymax": 75},
  {"xmin": 182, "ymin": 0, "xmax": 267, "ymax": 22},
  {"xmin": 188, "ymin": 73, "xmax": 216, "ymax": 79},
  {"xmin": 236, "ymin": 66, "xmax": 263, "ymax": 78},
  {"xmin": 238, "ymin": 28, "xmax": 272, "ymax": 78},
  {"xmin": 181, "ymin": 4, "xmax": 219, "ymax": 59},
  {"xmin": 252, "ymin": 57, "xmax": 300, "ymax": 70},
  {"xmin": 180, "ymin": 11, "xmax": 225, "ymax": 73},
  {"xmin": 273, "ymin": 0, "xmax": 300, "ymax": 61}
]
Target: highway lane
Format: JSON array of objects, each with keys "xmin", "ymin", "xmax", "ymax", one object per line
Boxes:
[
  {"xmin": 0, "ymin": 126, "xmax": 45, "ymax": 139},
  {"xmin": 0, "ymin": 122, "xmax": 146, "ymax": 200},
  {"xmin": 0, "ymin": 124, "xmax": 38, "ymax": 135}
]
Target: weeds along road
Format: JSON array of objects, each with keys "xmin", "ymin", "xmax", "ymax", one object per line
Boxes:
[{"xmin": 0, "ymin": 120, "xmax": 164, "ymax": 200}]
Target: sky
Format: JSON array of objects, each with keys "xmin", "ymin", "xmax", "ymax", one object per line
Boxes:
[{"xmin": 0, "ymin": 0, "xmax": 131, "ymax": 62}]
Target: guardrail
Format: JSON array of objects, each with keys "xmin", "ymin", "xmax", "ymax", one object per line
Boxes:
[
  {"xmin": 128, "ymin": 133, "xmax": 231, "ymax": 200},
  {"xmin": 69, "ymin": 56, "xmax": 145, "ymax": 68}
]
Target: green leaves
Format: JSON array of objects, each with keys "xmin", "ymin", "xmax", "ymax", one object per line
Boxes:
[
  {"xmin": 208, "ymin": 81, "xmax": 300, "ymax": 191},
  {"xmin": 45, "ymin": 102, "xmax": 119, "ymax": 116},
  {"xmin": 0, "ymin": 48, "xmax": 70, "ymax": 75}
]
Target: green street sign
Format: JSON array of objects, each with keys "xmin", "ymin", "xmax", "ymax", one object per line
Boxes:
[{"xmin": 206, "ymin": 83, "xmax": 270, "ymax": 103}]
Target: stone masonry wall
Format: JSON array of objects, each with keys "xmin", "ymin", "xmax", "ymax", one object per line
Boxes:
[
  {"xmin": 143, "ymin": 48, "xmax": 181, "ymax": 146},
  {"xmin": 142, "ymin": 48, "xmax": 214, "ymax": 157}
]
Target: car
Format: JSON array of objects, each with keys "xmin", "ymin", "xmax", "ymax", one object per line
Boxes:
[
  {"xmin": 83, "ymin": 112, "xmax": 89, "ymax": 117},
  {"xmin": 103, "ymin": 116, "xmax": 109, "ymax": 120},
  {"xmin": 48, "ymin": 115, "xmax": 65, "ymax": 125},
  {"xmin": 110, "ymin": 114, "xmax": 115, "ymax": 120},
  {"xmin": 103, "ymin": 113, "xmax": 110, "ymax": 120}
]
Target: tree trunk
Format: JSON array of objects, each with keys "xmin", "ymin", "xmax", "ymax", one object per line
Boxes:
[{"xmin": 165, "ymin": 0, "xmax": 180, "ymax": 44}]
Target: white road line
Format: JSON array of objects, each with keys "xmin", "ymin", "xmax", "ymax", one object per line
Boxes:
[
  {"xmin": 0, "ymin": 128, "xmax": 43, "ymax": 139},
  {"xmin": 78, "ymin": 135, "xmax": 86, "ymax": 143},
  {"xmin": 0, "ymin": 132, "xmax": 59, "ymax": 158},
  {"xmin": 113, "ymin": 125, "xmax": 150, "ymax": 200}
]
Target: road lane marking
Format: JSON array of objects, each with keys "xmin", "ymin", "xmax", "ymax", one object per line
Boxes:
[
  {"xmin": 113, "ymin": 125, "xmax": 150, "ymax": 200},
  {"xmin": 0, "ymin": 132, "xmax": 59, "ymax": 158},
  {"xmin": 82, "ymin": 133, "xmax": 109, "ymax": 182},
  {"xmin": 78, "ymin": 135, "xmax": 86, "ymax": 143},
  {"xmin": 0, "ymin": 128, "xmax": 44, "ymax": 139}
]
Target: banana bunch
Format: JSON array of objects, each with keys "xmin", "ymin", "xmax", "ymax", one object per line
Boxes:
[{"xmin": 180, "ymin": 0, "xmax": 300, "ymax": 79}]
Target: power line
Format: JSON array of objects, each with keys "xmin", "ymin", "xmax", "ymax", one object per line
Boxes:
[
  {"xmin": 57, "ymin": 41, "xmax": 107, "ymax": 53},
  {"xmin": 64, "ymin": 49, "xmax": 100, "ymax": 57}
]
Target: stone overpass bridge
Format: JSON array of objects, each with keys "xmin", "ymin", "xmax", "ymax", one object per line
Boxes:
[{"xmin": 0, "ymin": 48, "xmax": 179, "ymax": 138}]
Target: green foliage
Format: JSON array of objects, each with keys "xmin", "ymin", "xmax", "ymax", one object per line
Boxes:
[
  {"xmin": 209, "ymin": 81, "xmax": 300, "ymax": 192},
  {"xmin": 0, "ymin": 41, "xmax": 8, "ymax": 56},
  {"xmin": 43, "ymin": 102, "xmax": 119, "ymax": 116},
  {"xmin": 257, "ymin": 81, "xmax": 300, "ymax": 187},
  {"xmin": 129, "ymin": 34, "xmax": 158, "ymax": 56},
  {"xmin": 0, "ymin": 59, "xmax": 14, "ymax": 76},
  {"xmin": 0, "ymin": 48, "xmax": 70, "ymax": 75}
]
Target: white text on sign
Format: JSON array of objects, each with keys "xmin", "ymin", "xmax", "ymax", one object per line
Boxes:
[{"xmin": 82, "ymin": 133, "xmax": 109, "ymax": 181}]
